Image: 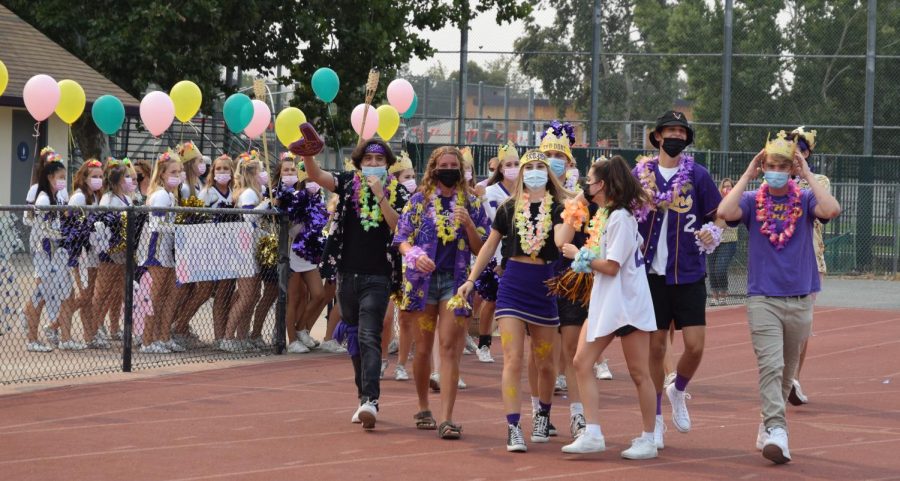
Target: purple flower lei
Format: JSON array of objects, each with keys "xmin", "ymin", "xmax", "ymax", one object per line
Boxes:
[{"xmin": 634, "ymin": 154, "xmax": 694, "ymax": 222}]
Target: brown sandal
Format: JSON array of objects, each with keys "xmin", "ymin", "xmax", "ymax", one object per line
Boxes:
[
  {"xmin": 438, "ymin": 421, "xmax": 462, "ymax": 439},
  {"xmin": 413, "ymin": 410, "xmax": 437, "ymax": 430}
]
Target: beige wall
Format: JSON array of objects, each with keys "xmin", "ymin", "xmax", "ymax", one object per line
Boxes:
[
  {"xmin": 47, "ymin": 116, "xmax": 69, "ymax": 161},
  {"xmin": 0, "ymin": 107, "xmax": 11, "ymax": 204}
]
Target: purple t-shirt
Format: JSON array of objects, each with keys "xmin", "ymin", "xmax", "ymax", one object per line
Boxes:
[
  {"xmin": 729, "ymin": 189, "xmax": 825, "ymax": 297},
  {"xmin": 434, "ymin": 195, "xmax": 457, "ymax": 272}
]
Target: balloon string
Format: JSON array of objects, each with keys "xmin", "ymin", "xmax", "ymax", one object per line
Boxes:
[
  {"xmin": 186, "ymin": 121, "xmax": 224, "ymax": 156},
  {"xmin": 326, "ymin": 107, "xmax": 341, "ymax": 169},
  {"xmin": 30, "ymin": 121, "xmax": 41, "ymax": 184}
]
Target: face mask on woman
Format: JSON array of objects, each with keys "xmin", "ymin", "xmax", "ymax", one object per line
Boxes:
[
  {"xmin": 88, "ymin": 178, "xmax": 103, "ymax": 191},
  {"xmin": 523, "ymin": 169, "xmax": 548, "ymax": 190}
]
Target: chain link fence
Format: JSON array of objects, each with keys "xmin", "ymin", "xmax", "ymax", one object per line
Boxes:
[{"xmin": 0, "ymin": 204, "xmax": 296, "ymax": 384}]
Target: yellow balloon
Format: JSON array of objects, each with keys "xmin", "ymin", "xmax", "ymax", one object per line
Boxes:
[
  {"xmin": 376, "ymin": 105, "xmax": 400, "ymax": 141},
  {"xmin": 55, "ymin": 79, "xmax": 86, "ymax": 125},
  {"xmin": 275, "ymin": 107, "xmax": 308, "ymax": 147},
  {"xmin": 0, "ymin": 60, "xmax": 8, "ymax": 97},
  {"xmin": 170, "ymin": 80, "xmax": 202, "ymax": 123}
]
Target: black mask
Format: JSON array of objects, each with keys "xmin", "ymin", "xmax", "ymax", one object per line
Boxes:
[
  {"xmin": 661, "ymin": 138, "xmax": 688, "ymax": 157},
  {"xmin": 435, "ymin": 169, "xmax": 461, "ymax": 187},
  {"xmin": 136, "ymin": 174, "xmax": 145, "ymax": 183}
]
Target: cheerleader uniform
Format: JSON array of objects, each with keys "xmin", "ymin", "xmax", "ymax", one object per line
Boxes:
[
  {"xmin": 30, "ymin": 191, "xmax": 73, "ymax": 321},
  {"xmin": 288, "ymin": 187, "xmax": 325, "ymax": 274},
  {"xmin": 137, "ymin": 190, "xmax": 177, "ymax": 268},
  {"xmin": 68, "ymin": 189, "xmax": 101, "ymax": 271},
  {"xmin": 474, "ymin": 182, "xmax": 510, "ymax": 300},
  {"xmin": 97, "ymin": 192, "xmax": 131, "ymax": 264}
]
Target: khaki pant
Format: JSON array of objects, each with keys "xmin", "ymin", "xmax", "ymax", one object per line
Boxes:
[{"xmin": 747, "ymin": 295, "xmax": 814, "ymax": 430}]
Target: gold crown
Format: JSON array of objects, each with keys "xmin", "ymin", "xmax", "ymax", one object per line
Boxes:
[
  {"xmin": 765, "ymin": 130, "xmax": 796, "ymax": 159},
  {"xmin": 497, "ymin": 141, "xmax": 517, "ymax": 160},
  {"xmin": 389, "ymin": 151, "xmax": 413, "ymax": 174},
  {"xmin": 177, "ymin": 141, "xmax": 202, "ymax": 163},
  {"xmin": 459, "ymin": 147, "xmax": 474, "ymax": 167},
  {"xmin": 520, "ymin": 149, "xmax": 548, "ymax": 167},
  {"xmin": 343, "ymin": 157, "xmax": 356, "ymax": 171},
  {"xmin": 791, "ymin": 126, "xmax": 817, "ymax": 151},
  {"xmin": 539, "ymin": 129, "xmax": 573, "ymax": 162}
]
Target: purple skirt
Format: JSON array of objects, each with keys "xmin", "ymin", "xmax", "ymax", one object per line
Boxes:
[{"xmin": 495, "ymin": 260, "xmax": 559, "ymax": 327}]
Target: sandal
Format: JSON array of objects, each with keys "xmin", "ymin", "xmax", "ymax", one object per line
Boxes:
[
  {"xmin": 438, "ymin": 421, "xmax": 462, "ymax": 440},
  {"xmin": 413, "ymin": 410, "xmax": 437, "ymax": 430}
]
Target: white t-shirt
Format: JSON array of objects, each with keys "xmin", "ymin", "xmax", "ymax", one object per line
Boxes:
[
  {"xmin": 27, "ymin": 183, "xmax": 69, "ymax": 204},
  {"xmin": 68, "ymin": 189, "xmax": 100, "ymax": 207},
  {"xmin": 483, "ymin": 182, "xmax": 511, "ymax": 261},
  {"xmin": 649, "ymin": 165, "xmax": 679, "ymax": 275},
  {"xmin": 585, "ymin": 208, "xmax": 657, "ymax": 340}
]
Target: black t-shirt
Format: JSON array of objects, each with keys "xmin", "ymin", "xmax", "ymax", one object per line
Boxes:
[
  {"xmin": 341, "ymin": 198, "xmax": 394, "ymax": 276},
  {"xmin": 492, "ymin": 197, "xmax": 564, "ymax": 264}
]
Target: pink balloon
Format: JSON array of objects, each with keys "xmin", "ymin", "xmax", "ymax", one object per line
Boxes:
[
  {"xmin": 351, "ymin": 104, "xmax": 380, "ymax": 140},
  {"xmin": 244, "ymin": 100, "xmax": 272, "ymax": 139},
  {"xmin": 140, "ymin": 91, "xmax": 175, "ymax": 137},
  {"xmin": 386, "ymin": 79, "xmax": 415, "ymax": 114},
  {"xmin": 23, "ymin": 74, "xmax": 61, "ymax": 121}
]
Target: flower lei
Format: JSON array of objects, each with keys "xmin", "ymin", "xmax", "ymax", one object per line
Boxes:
[
  {"xmin": 274, "ymin": 184, "xmax": 329, "ymax": 263},
  {"xmin": 571, "ymin": 207, "xmax": 608, "ymax": 273},
  {"xmin": 433, "ymin": 188, "xmax": 465, "ymax": 244},
  {"xmin": 515, "ymin": 191, "xmax": 554, "ymax": 258},
  {"xmin": 756, "ymin": 180, "xmax": 802, "ymax": 250},
  {"xmin": 351, "ymin": 172, "xmax": 398, "ymax": 231},
  {"xmin": 694, "ymin": 222, "xmax": 723, "ymax": 254},
  {"xmin": 633, "ymin": 154, "xmax": 695, "ymax": 222}
]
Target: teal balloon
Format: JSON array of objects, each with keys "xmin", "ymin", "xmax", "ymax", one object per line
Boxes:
[
  {"xmin": 91, "ymin": 95, "xmax": 125, "ymax": 135},
  {"xmin": 401, "ymin": 93, "xmax": 418, "ymax": 119},
  {"xmin": 311, "ymin": 67, "xmax": 340, "ymax": 103},
  {"xmin": 223, "ymin": 93, "xmax": 253, "ymax": 133}
]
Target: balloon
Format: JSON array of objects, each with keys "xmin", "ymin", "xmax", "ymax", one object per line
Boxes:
[
  {"xmin": 311, "ymin": 67, "xmax": 340, "ymax": 103},
  {"xmin": 386, "ymin": 79, "xmax": 415, "ymax": 114},
  {"xmin": 243, "ymin": 100, "xmax": 272, "ymax": 139},
  {"xmin": 223, "ymin": 93, "xmax": 253, "ymax": 133},
  {"xmin": 91, "ymin": 95, "xmax": 126, "ymax": 135},
  {"xmin": 0, "ymin": 60, "xmax": 7, "ymax": 97},
  {"xmin": 140, "ymin": 91, "xmax": 175, "ymax": 137},
  {"xmin": 275, "ymin": 107, "xmax": 308, "ymax": 147},
  {"xmin": 23, "ymin": 74, "xmax": 61, "ymax": 121},
  {"xmin": 376, "ymin": 105, "xmax": 400, "ymax": 141},
  {"xmin": 401, "ymin": 93, "xmax": 418, "ymax": 120},
  {"xmin": 170, "ymin": 80, "xmax": 202, "ymax": 123},
  {"xmin": 350, "ymin": 104, "xmax": 379, "ymax": 140},
  {"xmin": 55, "ymin": 80, "xmax": 86, "ymax": 125}
]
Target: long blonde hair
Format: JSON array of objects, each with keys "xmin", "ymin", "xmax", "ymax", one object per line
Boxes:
[
  {"xmin": 234, "ymin": 152, "xmax": 262, "ymax": 202},
  {"xmin": 148, "ymin": 150, "xmax": 182, "ymax": 195},
  {"xmin": 205, "ymin": 154, "xmax": 235, "ymax": 191}
]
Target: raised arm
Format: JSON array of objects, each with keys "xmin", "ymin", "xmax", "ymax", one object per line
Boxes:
[
  {"xmin": 301, "ymin": 156, "xmax": 336, "ymax": 193},
  {"xmin": 718, "ymin": 150, "xmax": 763, "ymax": 222}
]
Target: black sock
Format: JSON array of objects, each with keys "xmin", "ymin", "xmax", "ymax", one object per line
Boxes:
[{"xmin": 478, "ymin": 335, "xmax": 492, "ymax": 348}]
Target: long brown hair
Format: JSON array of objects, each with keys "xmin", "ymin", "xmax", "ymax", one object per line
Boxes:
[
  {"xmin": 589, "ymin": 155, "xmax": 649, "ymax": 214},
  {"xmin": 420, "ymin": 146, "xmax": 467, "ymax": 199}
]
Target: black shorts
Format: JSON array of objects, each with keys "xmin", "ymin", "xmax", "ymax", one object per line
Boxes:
[
  {"xmin": 647, "ymin": 274, "xmax": 707, "ymax": 330},
  {"xmin": 615, "ymin": 325, "xmax": 639, "ymax": 337},
  {"xmin": 558, "ymin": 297, "xmax": 587, "ymax": 328}
]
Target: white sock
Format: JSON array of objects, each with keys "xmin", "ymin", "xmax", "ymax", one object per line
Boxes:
[
  {"xmin": 570, "ymin": 402, "xmax": 584, "ymax": 417},
  {"xmin": 642, "ymin": 431, "xmax": 654, "ymax": 442},
  {"xmin": 586, "ymin": 424, "xmax": 603, "ymax": 438},
  {"xmin": 531, "ymin": 396, "xmax": 540, "ymax": 413}
]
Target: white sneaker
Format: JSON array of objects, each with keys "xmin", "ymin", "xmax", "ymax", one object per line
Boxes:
[
  {"xmin": 394, "ymin": 365, "xmax": 409, "ymax": 381},
  {"xmin": 287, "ymin": 340, "xmax": 310, "ymax": 353},
  {"xmin": 43, "ymin": 327, "xmax": 60, "ymax": 346},
  {"xmin": 562, "ymin": 432, "xmax": 606, "ymax": 454},
  {"xmin": 594, "ymin": 359, "xmax": 613, "ymax": 380},
  {"xmin": 663, "ymin": 372, "xmax": 677, "ymax": 389},
  {"xmin": 165, "ymin": 340, "xmax": 186, "ymax": 352},
  {"xmin": 357, "ymin": 400, "xmax": 378, "ymax": 430},
  {"xmin": 139, "ymin": 341, "xmax": 171, "ymax": 354},
  {"xmin": 297, "ymin": 329, "xmax": 319, "ymax": 349},
  {"xmin": 621, "ymin": 436, "xmax": 658, "ymax": 460},
  {"xmin": 789, "ymin": 379, "xmax": 809, "ymax": 405},
  {"xmin": 555, "ymin": 375, "xmax": 568, "ymax": 393},
  {"xmin": 762, "ymin": 426, "xmax": 791, "ymax": 464},
  {"xmin": 380, "ymin": 359, "xmax": 389, "ymax": 379},
  {"xmin": 429, "ymin": 372, "xmax": 440, "ymax": 392},
  {"xmin": 464, "ymin": 336, "xmax": 478, "ymax": 354},
  {"xmin": 666, "ymin": 383, "xmax": 692, "ymax": 432},
  {"xmin": 89, "ymin": 338, "xmax": 112, "ymax": 349},
  {"xmin": 756, "ymin": 423, "xmax": 767, "ymax": 451},
  {"xmin": 654, "ymin": 415, "xmax": 666, "ymax": 449},
  {"xmin": 351, "ymin": 404, "xmax": 362, "ymax": 423},
  {"xmin": 26, "ymin": 341, "xmax": 53, "ymax": 352},
  {"xmin": 458, "ymin": 377, "xmax": 467, "ymax": 389},
  {"xmin": 476, "ymin": 345, "xmax": 494, "ymax": 363},
  {"xmin": 319, "ymin": 339, "xmax": 347, "ymax": 353},
  {"xmin": 58, "ymin": 340, "xmax": 87, "ymax": 350},
  {"xmin": 219, "ymin": 339, "xmax": 242, "ymax": 353}
]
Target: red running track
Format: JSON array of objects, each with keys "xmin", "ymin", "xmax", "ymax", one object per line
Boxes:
[{"xmin": 1, "ymin": 306, "xmax": 899, "ymax": 480}]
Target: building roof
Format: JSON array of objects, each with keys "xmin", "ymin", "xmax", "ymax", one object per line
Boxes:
[{"xmin": 0, "ymin": 5, "xmax": 139, "ymax": 109}]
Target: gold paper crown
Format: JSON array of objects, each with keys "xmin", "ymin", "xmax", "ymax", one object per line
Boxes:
[
  {"xmin": 460, "ymin": 147, "xmax": 474, "ymax": 167},
  {"xmin": 389, "ymin": 151, "xmax": 413, "ymax": 174},
  {"xmin": 236, "ymin": 150, "xmax": 260, "ymax": 170},
  {"xmin": 539, "ymin": 129, "xmax": 573, "ymax": 162},
  {"xmin": 177, "ymin": 141, "xmax": 202, "ymax": 163},
  {"xmin": 343, "ymin": 157, "xmax": 356, "ymax": 171},
  {"xmin": 497, "ymin": 141, "xmax": 517, "ymax": 160},
  {"xmin": 765, "ymin": 131, "xmax": 796, "ymax": 159},
  {"xmin": 158, "ymin": 149, "xmax": 181, "ymax": 163},
  {"xmin": 791, "ymin": 126, "xmax": 817, "ymax": 151},
  {"xmin": 520, "ymin": 149, "xmax": 548, "ymax": 167}
]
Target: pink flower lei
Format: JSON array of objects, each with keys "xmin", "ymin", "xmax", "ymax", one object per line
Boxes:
[
  {"xmin": 634, "ymin": 154, "xmax": 694, "ymax": 222},
  {"xmin": 756, "ymin": 179, "xmax": 802, "ymax": 250}
]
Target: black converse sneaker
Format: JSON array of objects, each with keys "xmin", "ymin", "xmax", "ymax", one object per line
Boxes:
[
  {"xmin": 570, "ymin": 413, "xmax": 586, "ymax": 438},
  {"xmin": 507, "ymin": 423, "xmax": 527, "ymax": 452},
  {"xmin": 531, "ymin": 410, "xmax": 551, "ymax": 443}
]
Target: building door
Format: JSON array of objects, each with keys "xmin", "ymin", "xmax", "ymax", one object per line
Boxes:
[{"xmin": 10, "ymin": 109, "xmax": 47, "ymax": 203}]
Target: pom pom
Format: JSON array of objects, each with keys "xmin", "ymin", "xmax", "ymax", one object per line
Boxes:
[
  {"xmin": 446, "ymin": 294, "xmax": 471, "ymax": 312},
  {"xmin": 256, "ymin": 233, "xmax": 278, "ymax": 269},
  {"xmin": 545, "ymin": 269, "xmax": 594, "ymax": 307}
]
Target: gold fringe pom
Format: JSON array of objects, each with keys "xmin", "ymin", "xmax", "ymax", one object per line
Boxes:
[
  {"xmin": 545, "ymin": 270, "xmax": 593, "ymax": 307},
  {"xmin": 255, "ymin": 233, "xmax": 278, "ymax": 269},
  {"xmin": 108, "ymin": 212, "xmax": 128, "ymax": 254},
  {"xmin": 446, "ymin": 294, "xmax": 471, "ymax": 311},
  {"xmin": 176, "ymin": 195, "xmax": 206, "ymax": 224}
]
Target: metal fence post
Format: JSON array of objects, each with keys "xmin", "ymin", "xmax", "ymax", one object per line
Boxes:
[
  {"xmin": 503, "ymin": 84, "xmax": 510, "ymax": 144},
  {"xmin": 422, "ymin": 79, "xmax": 430, "ymax": 143},
  {"xmin": 274, "ymin": 213, "xmax": 289, "ymax": 354},
  {"xmin": 528, "ymin": 87, "xmax": 535, "ymax": 147},
  {"xmin": 720, "ymin": 0, "xmax": 734, "ymax": 153},
  {"xmin": 477, "ymin": 81, "xmax": 484, "ymax": 146},
  {"xmin": 894, "ymin": 188, "xmax": 900, "ymax": 276},
  {"xmin": 589, "ymin": 0, "xmax": 601, "ymax": 147},
  {"xmin": 122, "ymin": 206, "xmax": 135, "ymax": 372}
]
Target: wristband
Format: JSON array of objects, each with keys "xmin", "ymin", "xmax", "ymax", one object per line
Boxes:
[{"xmin": 571, "ymin": 247, "xmax": 599, "ymax": 273}]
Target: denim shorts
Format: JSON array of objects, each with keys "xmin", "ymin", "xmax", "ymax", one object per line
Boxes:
[{"xmin": 426, "ymin": 270, "xmax": 456, "ymax": 305}]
